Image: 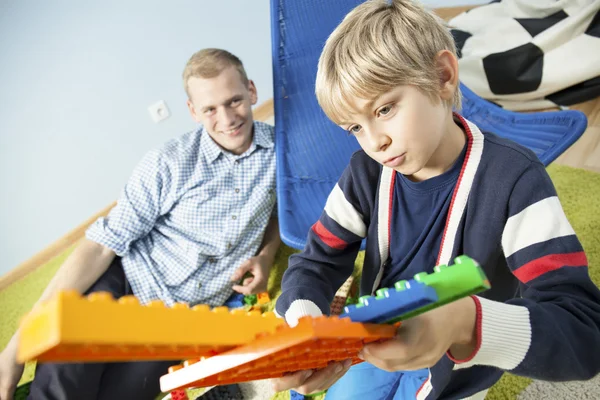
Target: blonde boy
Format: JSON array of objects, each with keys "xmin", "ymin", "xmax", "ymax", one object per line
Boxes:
[
  {"xmin": 0, "ymin": 48, "xmax": 280, "ymax": 400},
  {"xmin": 273, "ymin": 1, "xmax": 600, "ymax": 399}
]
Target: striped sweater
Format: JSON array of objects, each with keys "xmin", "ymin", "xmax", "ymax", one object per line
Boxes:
[{"xmin": 275, "ymin": 115, "xmax": 600, "ymax": 399}]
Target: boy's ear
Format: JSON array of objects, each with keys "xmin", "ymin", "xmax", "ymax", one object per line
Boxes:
[
  {"xmin": 436, "ymin": 50, "xmax": 459, "ymax": 103},
  {"xmin": 187, "ymin": 99, "xmax": 201, "ymax": 123},
  {"xmin": 248, "ymin": 79, "xmax": 258, "ymax": 105}
]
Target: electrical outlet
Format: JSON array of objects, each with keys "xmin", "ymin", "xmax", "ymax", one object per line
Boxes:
[{"xmin": 148, "ymin": 100, "xmax": 170, "ymax": 123}]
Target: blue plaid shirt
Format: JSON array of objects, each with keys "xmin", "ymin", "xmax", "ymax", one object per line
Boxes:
[{"xmin": 86, "ymin": 121, "xmax": 276, "ymax": 306}]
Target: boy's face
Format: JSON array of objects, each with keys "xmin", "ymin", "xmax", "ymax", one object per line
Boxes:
[
  {"xmin": 339, "ymin": 85, "xmax": 456, "ymax": 180},
  {"xmin": 187, "ymin": 66, "xmax": 258, "ymax": 155}
]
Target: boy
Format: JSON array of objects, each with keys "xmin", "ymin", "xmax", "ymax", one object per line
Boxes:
[
  {"xmin": 272, "ymin": 1, "xmax": 600, "ymax": 399},
  {"xmin": 0, "ymin": 48, "xmax": 280, "ymax": 400}
]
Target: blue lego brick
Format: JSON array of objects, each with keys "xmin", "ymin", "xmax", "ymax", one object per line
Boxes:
[
  {"xmin": 339, "ymin": 280, "xmax": 438, "ymax": 324},
  {"xmin": 223, "ymin": 293, "xmax": 246, "ymax": 309},
  {"xmin": 290, "ymin": 390, "xmax": 305, "ymax": 400}
]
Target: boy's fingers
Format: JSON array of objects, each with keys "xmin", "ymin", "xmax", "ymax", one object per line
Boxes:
[
  {"xmin": 296, "ymin": 361, "xmax": 350, "ymax": 394},
  {"xmin": 360, "ymin": 344, "xmax": 420, "ymax": 372},
  {"xmin": 271, "ymin": 370, "xmax": 313, "ymax": 392},
  {"xmin": 361, "ymin": 334, "xmax": 412, "ymax": 361}
]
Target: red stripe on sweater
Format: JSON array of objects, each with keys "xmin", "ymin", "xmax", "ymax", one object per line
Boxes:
[
  {"xmin": 312, "ymin": 221, "xmax": 347, "ymax": 250},
  {"xmin": 514, "ymin": 252, "xmax": 588, "ymax": 283},
  {"xmin": 437, "ymin": 113, "xmax": 473, "ymax": 265},
  {"xmin": 447, "ymin": 296, "xmax": 482, "ymax": 363},
  {"xmin": 388, "ymin": 172, "xmax": 396, "ymax": 258}
]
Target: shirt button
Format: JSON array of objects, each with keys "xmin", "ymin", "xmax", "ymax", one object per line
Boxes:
[
  {"xmin": 232, "ymin": 215, "xmax": 237, "ymax": 220},
  {"xmin": 234, "ymin": 160, "xmax": 240, "ymax": 164},
  {"xmin": 235, "ymin": 188, "xmax": 240, "ymax": 193},
  {"xmin": 198, "ymin": 282, "xmax": 203, "ymax": 289},
  {"xmin": 227, "ymin": 243, "xmax": 232, "ymax": 249},
  {"xmin": 208, "ymin": 258, "xmax": 216, "ymax": 264}
]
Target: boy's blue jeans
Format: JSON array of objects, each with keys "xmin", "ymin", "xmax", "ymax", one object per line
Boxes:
[{"xmin": 325, "ymin": 363, "xmax": 429, "ymax": 400}]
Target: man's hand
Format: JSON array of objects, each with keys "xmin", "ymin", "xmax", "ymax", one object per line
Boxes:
[
  {"xmin": 358, "ymin": 296, "xmax": 478, "ymax": 371},
  {"xmin": 230, "ymin": 255, "xmax": 272, "ymax": 295},
  {"xmin": 0, "ymin": 343, "xmax": 24, "ymax": 400},
  {"xmin": 270, "ymin": 360, "xmax": 353, "ymax": 395}
]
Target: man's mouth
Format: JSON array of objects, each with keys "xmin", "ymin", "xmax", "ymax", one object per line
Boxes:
[{"xmin": 223, "ymin": 122, "xmax": 244, "ymax": 135}]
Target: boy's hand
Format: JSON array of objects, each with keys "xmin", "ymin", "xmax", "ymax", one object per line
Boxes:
[
  {"xmin": 358, "ymin": 297, "xmax": 478, "ymax": 371},
  {"xmin": 270, "ymin": 359, "xmax": 353, "ymax": 395},
  {"xmin": 231, "ymin": 255, "xmax": 271, "ymax": 295}
]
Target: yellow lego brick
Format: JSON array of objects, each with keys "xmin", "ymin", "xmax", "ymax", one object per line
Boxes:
[
  {"xmin": 256, "ymin": 292, "xmax": 270, "ymax": 305},
  {"xmin": 17, "ymin": 290, "xmax": 284, "ymax": 363}
]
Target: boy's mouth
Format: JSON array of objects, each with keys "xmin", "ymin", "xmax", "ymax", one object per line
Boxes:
[{"xmin": 383, "ymin": 153, "xmax": 406, "ymax": 167}]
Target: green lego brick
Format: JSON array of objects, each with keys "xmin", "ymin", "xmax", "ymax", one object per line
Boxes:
[
  {"xmin": 387, "ymin": 255, "xmax": 490, "ymax": 323},
  {"xmin": 243, "ymin": 294, "xmax": 257, "ymax": 306}
]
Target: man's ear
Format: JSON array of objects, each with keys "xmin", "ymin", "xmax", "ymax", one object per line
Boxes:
[
  {"xmin": 436, "ymin": 50, "xmax": 459, "ymax": 103},
  {"xmin": 248, "ymin": 79, "xmax": 258, "ymax": 105}
]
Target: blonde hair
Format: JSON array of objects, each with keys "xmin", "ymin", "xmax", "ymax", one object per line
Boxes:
[
  {"xmin": 316, "ymin": 0, "xmax": 461, "ymax": 124},
  {"xmin": 182, "ymin": 48, "xmax": 248, "ymax": 98}
]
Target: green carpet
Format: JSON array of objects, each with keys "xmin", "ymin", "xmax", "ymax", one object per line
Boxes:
[{"xmin": 1, "ymin": 164, "xmax": 598, "ymax": 399}]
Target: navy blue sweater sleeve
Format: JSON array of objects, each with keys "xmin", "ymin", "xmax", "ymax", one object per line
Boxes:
[
  {"xmin": 452, "ymin": 161, "xmax": 600, "ymax": 380},
  {"xmin": 275, "ymin": 152, "xmax": 378, "ymax": 324}
]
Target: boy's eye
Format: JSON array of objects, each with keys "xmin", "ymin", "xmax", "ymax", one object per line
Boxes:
[
  {"xmin": 347, "ymin": 125, "xmax": 362, "ymax": 135},
  {"xmin": 378, "ymin": 105, "xmax": 392, "ymax": 116},
  {"xmin": 231, "ymin": 99, "xmax": 241, "ymax": 106},
  {"xmin": 204, "ymin": 108, "xmax": 215, "ymax": 115}
]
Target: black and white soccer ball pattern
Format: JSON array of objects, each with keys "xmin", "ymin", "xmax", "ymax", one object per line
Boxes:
[{"xmin": 449, "ymin": 0, "xmax": 600, "ymax": 110}]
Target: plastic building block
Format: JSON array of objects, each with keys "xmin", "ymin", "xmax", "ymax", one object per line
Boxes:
[
  {"xmin": 171, "ymin": 389, "xmax": 189, "ymax": 400},
  {"xmin": 329, "ymin": 295, "xmax": 346, "ymax": 316},
  {"xmin": 17, "ymin": 290, "xmax": 284, "ymax": 363},
  {"xmin": 13, "ymin": 382, "xmax": 30, "ymax": 400},
  {"xmin": 341, "ymin": 281, "xmax": 439, "ymax": 324},
  {"xmin": 290, "ymin": 390, "xmax": 305, "ymax": 400},
  {"xmin": 256, "ymin": 292, "xmax": 271, "ymax": 305},
  {"xmin": 193, "ymin": 384, "xmax": 244, "ymax": 400},
  {"xmin": 224, "ymin": 293, "xmax": 246, "ymax": 309},
  {"xmin": 341, "ymin": 255, "xmax": 490, "ymax": 324},
  {"xmin": 159, "ymin": 316, "xmax": 398, "ymax": 391},
  {"xmin": 243, "ymin": 294, "xmax": 257, "ymax": 306},
  {"xmin": 330, "ymin": 276, "xmax": 355, "ymax": 315}
]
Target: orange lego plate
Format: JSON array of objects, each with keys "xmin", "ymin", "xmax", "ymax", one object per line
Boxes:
[{"xmin": 160, "ymin": 315, "xmax": 398, "ymax": 391}]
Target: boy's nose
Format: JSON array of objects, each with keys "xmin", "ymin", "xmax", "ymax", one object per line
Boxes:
[{"xmin": 368, "ymin": 132, "xmax": 390, "ymax": 152}]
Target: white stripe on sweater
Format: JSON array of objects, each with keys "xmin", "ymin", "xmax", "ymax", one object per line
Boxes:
[
  {"xmin": 324, "ymin": 184, "xmax": 367, "ymax": 238},
  {"xmin": 454, "ymin": 297, "xmax": 531, "ymax": 371},
  {"xmin": 437, "ymin": 117, "xmax": 484, "ymax": 266},
  {"xmin": 502, "ymin": 196, "xmax": 575, "ymax": 257},
  {"xmin": 373, "ymin": 166, "xmax": 394, "ymax": 294}
]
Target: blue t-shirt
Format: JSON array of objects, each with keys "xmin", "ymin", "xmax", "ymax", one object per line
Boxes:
[{"xmin": 382, "ymin": 143, "xmax": 467, "ymax": 287}]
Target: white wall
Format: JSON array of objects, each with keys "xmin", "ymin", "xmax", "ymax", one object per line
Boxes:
[
  {"xmin": 0, "ymin": 0, "xmax": 273, "ymax": 276},
  {"xmin": 0, "ymin": 0, "xmax": 489, "ymax": 277}
]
